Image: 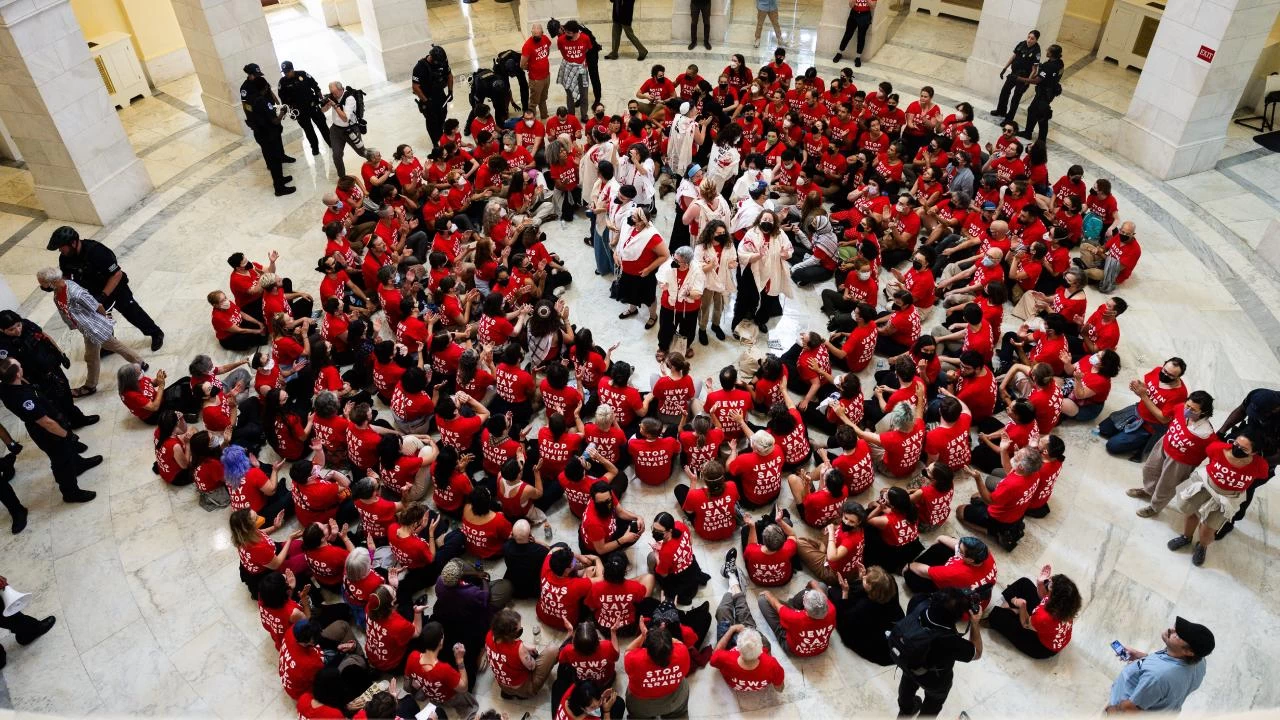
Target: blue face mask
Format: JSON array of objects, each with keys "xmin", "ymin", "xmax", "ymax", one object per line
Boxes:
[{"xmin": 982, "ymin": 257, "xmax": 997, "ymax": 268}]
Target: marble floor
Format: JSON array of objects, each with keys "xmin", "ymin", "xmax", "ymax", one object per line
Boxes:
[{"xmin": 1, "ymin": 0, "xmax": 1279, "ymax": 717}]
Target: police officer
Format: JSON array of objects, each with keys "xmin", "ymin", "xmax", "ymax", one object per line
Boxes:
[
  {"xmin": 0, "ymin": 358, "xmax": 100, "ymax": 507},
  {"xmin": 0, "ymin": 310, "xmax": 97, "ymax": 430},
  {"xmin": 412, "ymin": 46, "xmax": 454, "ymax": 147},
  {"xmin": 277, "ymin": 60, "xmax": 329, "ymax": 157},
  {"xmin": 241, "ymin": 63, "xmax": 296, "ymax": 196},
  {"xmin": 47, "ymin": 226, "xmax": 165, "ymax": 351},
  {"xmin": 991, "ymin": 29, "xmax": 1041, "ymax": 124},
  {"xmin": 0, "ymin": 422, "xmax": 27, "ymax": 533},
  {"xmin": 1019, "ymin": 44, "xmax": 1064, "ymax": 144}
]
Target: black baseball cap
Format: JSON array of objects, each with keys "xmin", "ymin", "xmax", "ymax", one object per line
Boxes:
[
  {"xmin": 1174, "ymin": 617, "xmax": 1215, "ymax": 658},
  {"xmin": 280, "ymin": 60, "xmax": 294, "ymax": 73},
  {"xmin": 47, "ymin": 225, "xmax": 79, "ymax": 251},
  {"xmin": 0, "ymin": 310, "xmax": 21, "ymax": 330},
  {"xmin": 244, "ymin": 63, "xmax": 262, "ymax": 76}
]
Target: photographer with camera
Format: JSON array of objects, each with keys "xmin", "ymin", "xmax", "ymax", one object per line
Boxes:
[
  {"xmin": 412, "ymin": 45, "xmax": 454, "ymax": 146},
  {"xmin": 322, "ymin": 81, "xmax": 372, "ymax": 177},
  {"xmin": 888, "ymin": 587, "xmax": 983, "ymax": 716}
]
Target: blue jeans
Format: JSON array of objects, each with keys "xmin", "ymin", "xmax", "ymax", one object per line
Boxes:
[
  {"xmin": 1069, "ymin": 402, "xmax": 1104, "ymax": 423},
  {"xmin": 1098, "ymin": 404, "xmax": 1162, "ymax": 458},
  {"xmin": 591, "ymin": 217, "xmax": 615, "ymax": 275}
]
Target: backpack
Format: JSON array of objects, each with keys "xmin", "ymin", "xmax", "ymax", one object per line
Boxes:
[
  {"xmin": 994, "ymin": 520, "xmax": 1025, "ymax": 551},
  {"xmin": 494, "ymin": 49, "xmax": 521, "ymax": 77},
  {"xmin": 887, "ymin": 599, "xmax": 955, "ymax": 675},
  {"xmin": 1081, "ymin": 212, "xmax": 1104, "ymax": 243},
  {"xmin": 340, "ymin": 87, "xmax": 368, "ymax": 134}
]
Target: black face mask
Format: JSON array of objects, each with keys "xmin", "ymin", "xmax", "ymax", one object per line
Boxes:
[
  {"xmin": 595, "ymin": 111, "xmax": 605, "ymax": 119},
  {"xmin": 40, "ymin": 286, "xmax": 54, "ymax": 293},
  {"xmin": 1158, "ymin": 370, "xmax": 1175, "ymax": 384},
  {"xmin": 719, "ymin": 82, "xmax": 728, "ymax": 88},
  {"xmin": 1231, "ymin": 444, "xmax": 1250, "ymax": 459},
  {"xmin": 759, "ymin": 221, "xmax": 776, "ymax": 234},
  {"xmin": 912, "ymin": 259, "xmax": 925, "ymax": 270},
  {"xmin": 651, "ymin": 531, "xmax": 666, "ymax": 542},
  {"xmin": 594, "ymin": 500, "xmax": 613, "ymax": 514},
  {"xmin": 840, "ymin": 522, "xmax": 856, "ymax": 533},
  {"xmin": 714, "ymin": 234, "xmax": 728, "ymax": 243}
]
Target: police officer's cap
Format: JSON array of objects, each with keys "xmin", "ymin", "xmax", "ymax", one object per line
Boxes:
[
  {"xmin": 47, "ymin": 226, "xmax": 79, "ymax": 251},
  {"xmin": 0, "ymin": 310, "xmax": 20, "ymax": 331},
  {"xmin": 244, "ymin": 63, "xmax": 262, "ymax": 76},
  {"xmin": 280, "ymin": 60, "xmax": 294, "ymax": 73}
]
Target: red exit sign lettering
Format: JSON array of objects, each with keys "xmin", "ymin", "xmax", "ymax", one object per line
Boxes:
[{"xmin": 1197, "ymin": 45, "xmax": 1215, "ymax": 63}]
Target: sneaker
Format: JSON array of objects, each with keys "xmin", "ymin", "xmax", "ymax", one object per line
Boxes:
[
  {"xmin": 1126, "ymin": 488, "xmax": 1151, "ymax": 499},
  {"xmin": 698, "ymin": 329, "xmax": 709, "ymax": 346},
  {"xmin": 77, "ymin": 455, "xmax": 104, "ymax": 474},
  {"xmin": 1191, "ymin": 543, "xmax": 1207, "ymax": 566},
  {"xmin": 62, "ymin": 489, "xmax": 97, "ymax": 503},
  {"xmin": 637, "ymin": 51, "xmax": 647, "ymax": 61},
  {"xmin": 833, "ymin": 52, "xmax": 843, "ymax": 63},
  {"xmin": 721, "ymin": 547, "xmax": 737, "ymax": 578},
  {"xmin": 1135, "ymin": 505, "xmax": 1157, "ymax": 518},
  {"xmin": 1167, "ymin": 535, "xmax": 1192, "ymax": 552}
]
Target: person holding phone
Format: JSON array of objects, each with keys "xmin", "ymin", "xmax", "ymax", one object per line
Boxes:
[{"xmin": 1105, "ymin": 618, "xmax": 1214, "ymax": 713}]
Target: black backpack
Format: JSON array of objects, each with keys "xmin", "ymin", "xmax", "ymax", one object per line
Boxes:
[
  {"xmin": 340, "ymin": 87, "xmax": 368, "ymax": 134},
  {"xmin": 887, "ymin": 599, "xmax": 955, "ymax": 675}
]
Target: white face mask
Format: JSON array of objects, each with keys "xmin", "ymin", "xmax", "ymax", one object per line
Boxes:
[
  {"xmin": 1089, "ymin": 353, "xmax": 1101, "ymax": 366},
  {"xmin": 499, "ymin": 208, "xmax": 507, "ymax": 218},
  {"xmin": 524, "ymin": 119, "xmax": 535, "ymax": 127},
  {"xmin": 447, "ymin": 223, "xmax": 457, "ymax": 233},
  {"xmin": 218, "ymin": 300, "xmax": 231, "ymax": 310},
  {"xmin": 866, "ymin": 186, "xmax": 878, "ymax": 197},
  {"xmin": 857, "ymin": 271, "xmax": 871, "ymax": 281},
  {"xmin": 260, "ymin": 357, "xmax": 275, "ymax": 372},
  {"xmin": 456, "ymin": 177, "xmax": 467, "ymax": 187}
]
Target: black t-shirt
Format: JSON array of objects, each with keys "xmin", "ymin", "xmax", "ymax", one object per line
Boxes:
[
  {"xmin": 1032, "ymin": 58, "xmax": 1064, "ymax": 100},
  {"xmin": 502, "ymin": 538, "xmax": 550, "ymax": 599},
  {"xmin": 57, "ymin": 239, "xmax": 122, "ymax": 297},
  {"xmin": 1010, "ymin": 40, "xmax": 1041, "ymax": 74}
]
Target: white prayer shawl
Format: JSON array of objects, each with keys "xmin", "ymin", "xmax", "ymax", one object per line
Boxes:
[
  {"xmin": 730, "ymin": 197, "xmax": 774, "ymax": 235},
  {"xmin": 609, "ymin": 197, "xmax": 637, "ymax": 245},
  {"xmin": 592, "ymin": 178, "xmax": 619, "ymax": 235},
  {"xmin": 693, "ymin": 241, "xmax": 738, "ymax": 294},
  {"xmin": 1176, "ymin": 466, "xmax": 1244, "ymax": 525},
  {"xmin": 666, "ymin": 113, "xmax": 698, "ymax": 176},
  {"xmin": 579, "ymin": 140, "xmax": 616, "ymax": 201},
  {"xmin": 707, "ymin": 143, "xmax": 741, "ymax": 192},
  {"xmin": 619, "ymin": 224, "xmax": 663, "ymax": 263},
  {"xmin": 738, "ymin": 227, "xmax": 794, "ymax": 298},
  {"xmin": 656, "ymin": 261, "xmax": 707, "ymax": 306},
  {"xmin": 729, "ymin": 168, "xmax": 773, "ymax": 205}
]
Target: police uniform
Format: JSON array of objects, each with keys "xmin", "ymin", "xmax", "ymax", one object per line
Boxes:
[
  {"xmin": 1022, "ymin": 56, "xmax": 1064, "ymax": 143},
  {"xmin": 241, "ymin": 68, "xmax": 295, "ymax": 195},
  {"xmin": 0, "ymin": 318, "xmax": 92, "ymax": 428},
  {"xmin": 0, "ymin": 380, "xmax": 97, "ymax": 502},
  {"xmin": 994, "ymin": 40, "xmax": 1041, "ymax": 122},
  {"xmin": 412, "ymin": 53, "xmax": 452, "ymax": 145},
  {"xmin": 51, "ymin": 231, "xmax": 164, "ymax": 349},
  {"xmin": 277, "ymin": 64, "xmax": 330, "ymax": 156}
]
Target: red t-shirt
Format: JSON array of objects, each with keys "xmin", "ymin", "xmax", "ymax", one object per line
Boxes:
[
  {"xmin": 1204, "ymin": 440, "xmax": 1269, "ymax": 492},
  {"xmin": 154, "ymin": 433, "xmax": 184, "ymax": 484},
  {"xmin": 540, "ymin": 380, "xmax": 583, "ymax": 421},
  {"xmin": 521, "ymin": 35, "xmax": 552, "ymax": 80},
  {"xmin": 404, "ymin": 651, "xmax": 462, "ymax": 704},
  {"xmin": 279, "ymin": 627, "xmax": 325, "ymax": 699},
  {"xmin": 485, "ymin": 633, "xmax": 531, "ymax": 688},
  {"xmin": 1081, "ymin": 306, "xmax": 1120, "ymax": 352},
  {"xmin": 711, "ymin": 647, "xmax": 785, "ymax": 691},
  {"xmin": 628, "ymin": 436, "xmax": 681, "ymax": 485},
  {"xmin": 210, "ymin": 304, "xmax": 243, "ymax": 341},
  {"xmin": 1135, "ymin": 367, "xmax": 1188, "ymax": 428},
  {"xmin": 557, "ymin": 32, "xmax": 592, "ymax": 64},
  {"xmin": 925, "ymin": 413, "xmax": 972, "ymax": 470},
  {"xmin": 584, "ymin": 422, "xmax": 627, "ymax": 465},
  {"xmin": 433, "ymin": 471, "xmax": 473, "ymax": 514},
  {"xmin": 437, "ymin": 414, "xmax": 484, "ymax": 451},
  {"xmin": 538, "ymin": 554, "xmax": 594, "ymax": 627},
  {"xmin": 988, "ymin": 470, "xmax": 1040, "ymax": 523},
  {"xmin": 681, "ymin": 484, "xmax": 741, "ymax": 540},
  {"xmin": 586, "ymin": 578, "xmax": 648, "ymax": 629},
  {"xmin": 927, "ymin": 554, "xmax": 998, "ymax": 595},
  {"xmin": 304, "ymin": 543, "xmax": 349, "ymax": 586},
  {"xmin": 388, "ymin": 524, "xmax": 434, "ymax": 569},
  {"xmin": 744, "ymin": 538, "xmax": 796, "ymax": 586},
  {"xmin": 880, "ymin": 418, "xmax": 925, "ymax": 478},
  {"xmin": 705, "ymin": 388, "xmax": 752, "ymax": 440},
  {"xmin": 121, "ymin": 375, "xmax": 158, "ymax": 420},
  {"xmin": 1030, "ymin": 600, "xmax": 1073, "ymax": 652},
  {"xmin": 1160, "ymin": 403, "xmax": 1214, "ymax": 466},
  {"xmin": 728, "ymin": 447, "xmax": 785, "ymax": 505},
  {"xmin": 916, "ymin": 484, "xmax": 955, "ymax": 527},
  {"xmin": 679, "ymin": 427, "xmax": 725, "ymax": 479},
  {"xmin": 461, "ymin": 513, "xmax": 512, "ymax": 559},
  {"xmin": 778, "ymin": 599, "xmax": 836, "ymax": 656},
  {"xmin": 831, "ymin": 441, "xmax": 875, "ymax": 494},
  {"xmin": 259, "ymin": 598, "xmax": 301, "ymax": 649},
  {"xmin": 651, "ymin": 375, "xmax": 695, "ymax": 417},
  {"xmin": 624, "ymin": 643, "xmax": 691, "ymax": 699},
  {"xmin": 955, "ymin": 370, "xmax": 998, "ymax": 420},
  {"xmin": 558, "ymin": 640, "xmax": 620, "ymax": 684},
  {"xmin": 356, "ymin": 497, "xmax": 398, "ymax": 540},
  {"xmin": 598, "ymin": 380, "xmax": 645, "ymax": 427},
  {"xmin": 653, "ymin": 522, "xmax": 695, "ymax": 576}
]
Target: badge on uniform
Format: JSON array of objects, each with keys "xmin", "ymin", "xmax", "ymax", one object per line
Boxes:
[{"xmin": 22, "ymin": 400, "xmax": 34, "ymax": 411}]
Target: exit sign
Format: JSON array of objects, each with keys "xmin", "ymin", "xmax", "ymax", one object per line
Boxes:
[{"xmin": 1197, "ymin": 45, "xmax": 1215, "ymax": 63}]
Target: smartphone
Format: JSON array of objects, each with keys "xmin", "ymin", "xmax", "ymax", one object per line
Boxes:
[{"xmin": 1110, "ymin": 640, "xmax": 1129, "ymax": 660}]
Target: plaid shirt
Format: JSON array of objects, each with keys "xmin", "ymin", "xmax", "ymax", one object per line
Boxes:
[{"xmin": 55, "ymin": 279, "xmax": 115, "ymax": 345}]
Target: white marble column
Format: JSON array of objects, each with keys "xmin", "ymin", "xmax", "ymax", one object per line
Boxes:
[
  {"xmin": 170, "ymin": 0, "xmax": 280, "ymax": 136},
  {"xmin": 816, "ymin": 0, "xmax": 892, "ymax": 62},
  {"xmin": 672, "ymin": 0, "xmax": 731, "ymax": 44},
  {"xmin": 354, "ymin": 0, "xmax": 431, "ymax": 81},
  {"xmin": 519, "ymin": 0, "xmax": 579, "ymax": 31},
  {"xmin": 301, "ymin": 0, "xmax": 360, "ymax": 27},
  {"xmin": 964, "ymin": 0, "xmax": 1067, "ymax": 97},
  {"xmin": 0, "ymin": 0, "xmax": 153, "ymax": 224},
  {"xmin": 1118, "ymin": 0, "xmax": 1280, "ymax": 179}
]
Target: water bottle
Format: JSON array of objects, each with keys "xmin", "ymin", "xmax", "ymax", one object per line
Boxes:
[{"xmin": 581, "ymin": 442, "xmax": 597, "ymax": 463}]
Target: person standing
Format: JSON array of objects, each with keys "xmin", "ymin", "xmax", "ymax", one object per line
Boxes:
[
  {"xmin": 35, "ymin": 268, "xmax": 146, "ymax": 398},
  {"xmin": 991, "ymin": 30, "xmax": 1041, "ymax": 124},
  {"xmin": 521, "ymin": 24, "xmax": 553, "ymax": 119},
  {"xmin": 891, "ymin": 588, "xmax": 982, "ymax": 716},
  {"xmin": 48, "ymin": 226, "xmax": 164, "ymax": 351},
  {"xmin": 276, "ymin": 60, "xmax": 329, "ymax": 157},
  {"xmin": 753, "ymin": 0, "xmax": 785, "ymax": 48},
  {"xmin": 322, "ymin": 81, "xmax": 372, "ymax": 178},
  {"xmin": 0, "ymin": 310, "xmax": 95, "ymax": 430},
  {"xmin": 0, "ymin": 574, "xmax": 56, "ymax": 669},
  {"xmin": 689, "ymin": 0, "xmax": 712, "ymax": 51},
  {"xmin": 833, "ymin": 0, "xmax": 877, "ymax": 67},
  {"xmin": 1019, "ymin": 44, "xmax": 1064, "ymax": 144},
  {"xmin": 557, "ymin": 21, "xmax": 594, "ymax": 122},
  {"xmin": 0, "ymin": 358, "xmax": 100, "ymax": 507},
  {"xmin": 607, "ymin": 0, "xmax": 648, "ymax": 58},
  {"xmin": 412, "ymin": 46, "xmax": 453, "ymax": 146},
  {"xmin": 1211, "ymin": 387, "xmax": 1280, "ymax": 538},
  {"xmin": 240, "ymin": 63, "xmax": 295, "ymax": 197},
  {"xmin": 1105, "ymin": 618, "xmax": 1213, "ymax": 713}
]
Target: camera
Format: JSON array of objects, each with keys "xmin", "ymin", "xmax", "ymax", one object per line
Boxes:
[{"xmin": 962, "ymin": 588, "xmax": 983, "ymax": 617}]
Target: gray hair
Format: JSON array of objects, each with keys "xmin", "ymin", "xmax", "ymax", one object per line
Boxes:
[
  {"xmin": 803, "ymin": 589, "xmax": 829, "ymax": 619},
  {"xmin": 673, "ymin": 245, "xmax": 695, "ymax": 264},
  {"xmin": 190, "ymin": 354, "xmax": 215, "ymax": 377},
  {"xmin": 512, "ymin": 518, "xmax": 532, "ymax": 541},
  {"xmin": 886, "ymin": 401, "xmax": 916, "ymax": 433},
  {"xmin": 36, "ymin": 267, "xmax": 62, "ymax": 284},
  {"xmin": 329, "ymin": 81, "xmax": 345, "ymax": 94},
  {"xmin": 736, "ymin": 628, "xmax": 764, "ymax": 661},
  {"xmin": 116, "ymin": 363, "xmax": 143, "ymax": 394},
  {"xmin": 594, "ymin": 404, "xmax": 616, "ymax": 425},
  {"xmin": 345, "ymin": 548, "xmax": 371, "ymax": 579},
  {"xmin": 762, "ymin": 524, "xmax": 785, "ymax": 551},
  {"xmin": 258, "ymin": 272, "xmax": 279, "ymax": 291},
  {"xmin": 1012, "ymin": 446, "xmax": 1045, "ymax": 475},
  {"xmin": 314, "ymin": 391, "xmax": 340, "ymax": 416},
  {"xmin": 750, "ymin": 430, "xmax": 775, "ymax": 455}
]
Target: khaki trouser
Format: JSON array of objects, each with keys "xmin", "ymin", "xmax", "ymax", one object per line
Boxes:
[
  {"xmin": 795, "ymin": 537, "xmax": 839, "ymax": 586},
  {"xmin": 1142, "ymin": 444, "xmax": 1197, "ymax": 512},
  {"xmin": 503, "ymin": 647, "xmax": 557, "ymax": 698},
  {"xmin": 84, "ymin": 337, "xmax": 143, "ymax": 388},
  {"xmin": 699, "ymin": 290, "xmax": 726, "ymax": 330},
  {"xmin": 529, "ymin": 77, "xmax": 550, "ymax": 119}
]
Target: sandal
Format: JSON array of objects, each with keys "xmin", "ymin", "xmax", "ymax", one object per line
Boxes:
[
  {"xmin": 655, "ymin": 350, "xmax": 667, "ymax": 363},
  {"xmin": 685, "ymin": 345, "xmax": 695, "ymax": 359},
  {"xmin": 71, "ymin": 386, "xmax": 97, "ymax": 398},
  {"xmin": 619, "ymin": 307, "xmax": 639, "ymax": 319},
  {"xmin": 645, "ymin": 316, "xmax": 657, "ymax": 330}
]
